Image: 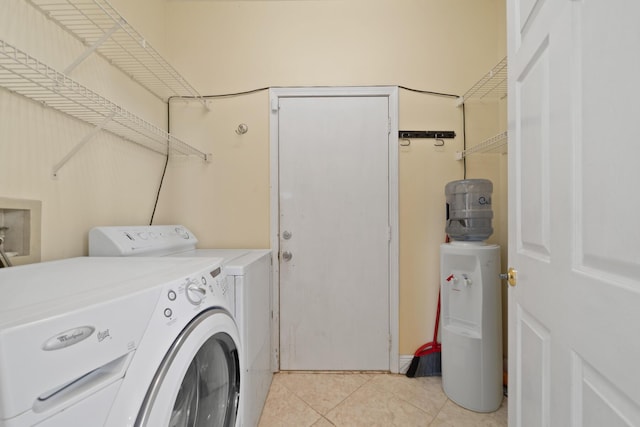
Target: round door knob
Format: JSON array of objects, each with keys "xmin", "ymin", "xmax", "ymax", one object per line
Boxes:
[
  {"xmin": 282, "ymin": 251, "xmax": 293, "ymax": 262},
  {"xmin": 282, "ymin": 231, "xmax": 292, "ymax": 240},
  {"xmin": 500, "ymin": 268, "xmax": 518, "ymax": 287}
]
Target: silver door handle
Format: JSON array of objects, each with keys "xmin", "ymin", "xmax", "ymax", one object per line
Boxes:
[
  {"xmin": 282, "ymin": 230, "xmax": 292, "ymax": 240},
  {"xmin": 282, "ymin": 251, "xmax": 293, "ymax": 262}
]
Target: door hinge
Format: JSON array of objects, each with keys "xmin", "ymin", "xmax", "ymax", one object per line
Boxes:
[
  {"xmin": 271, "ymin": 98, "xmax": 279, "ymax": 112},
  {"xmin": 388, "ymin": 117, "xmax": 391, "ymax": 135},
  {"xmin": 388, "ymin": 225, "xmax": 392, "ymax": 242}
]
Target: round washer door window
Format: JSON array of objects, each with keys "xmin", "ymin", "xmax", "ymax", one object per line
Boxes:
[
  {"xmin": 136, "ymin": 309, "xmax": 241, "ymax": 427},
  {"xmin": 172, "ymin": 332, "xmax": 239, "ymax": 426}
]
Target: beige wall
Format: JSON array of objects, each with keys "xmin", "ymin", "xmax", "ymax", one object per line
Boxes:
[
  {"xmin": 0, "ymin": 0, "xmax": 506, "ymax": 357},
  {"xmin": 156, "ymin": 0, "xmax": 507, "ymax": 355},
  {"xmin": 154, "ymin": 93, "xmax": 272, "ymax": 249}
]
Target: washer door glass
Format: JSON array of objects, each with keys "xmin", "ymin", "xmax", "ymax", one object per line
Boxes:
[
  {"xmin": 171, "ymin": 332, "xmax": 240, "ymax": 427},
  {"xmin": 135, "ymin": 310, "xmax": 241, "ymax": 427}
]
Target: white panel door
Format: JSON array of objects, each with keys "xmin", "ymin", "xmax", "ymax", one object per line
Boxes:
[
  {"xmin": 278, "ymin": 95, "xmax": 390, "ymax": 370},
  {"xmin": 508, "ymin": 0, "xmax": 640, "ymax": 425}
]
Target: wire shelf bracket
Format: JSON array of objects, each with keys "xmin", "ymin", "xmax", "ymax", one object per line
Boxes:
[
  {"xmin": 52, "ymin": 112, "xmax": 115, "ymax": 178},
  {"xmin": 0, "ymin": 39, "xmax": 211, "ymax": 176},
  {"xmin": 26, "ymin": 0, "xmax": 208, "ymax": 108},
  {"xmin": 63, "ymin": 19, "xmax": 122, "ymax": 75}
]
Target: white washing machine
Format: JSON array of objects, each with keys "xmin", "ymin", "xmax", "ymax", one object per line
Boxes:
[
  {"xmin": 89, "ymin": 225, "xmax": 273, "ymax": 427},
  {"xmin": 0, "ymin": 256, "xmax": 242, "ymax": 427}
]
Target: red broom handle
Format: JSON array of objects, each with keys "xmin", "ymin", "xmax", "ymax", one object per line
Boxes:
[{"xmin": 433, "ymin": 289, "xmax": 441, "ymax": 343}]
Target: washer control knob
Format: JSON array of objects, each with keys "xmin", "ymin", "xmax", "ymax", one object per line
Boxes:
[{"xmin": 186, "ymin": 280, "xmax": 207, "ymax": 305}]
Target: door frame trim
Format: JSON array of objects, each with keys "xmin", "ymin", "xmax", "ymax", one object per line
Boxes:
[{"xmin": 268, "ymin": 86, "xmax": 399, "ymax": 373}]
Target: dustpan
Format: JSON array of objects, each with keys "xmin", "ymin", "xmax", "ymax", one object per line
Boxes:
[{"xmin": 405, "ymin": 289, "xmax": 442, "ymax": 377}]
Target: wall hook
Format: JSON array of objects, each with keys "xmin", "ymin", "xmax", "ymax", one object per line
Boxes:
[{"xmin": 235, "ymin": 123, "xmax": 249, "ymax": 135}]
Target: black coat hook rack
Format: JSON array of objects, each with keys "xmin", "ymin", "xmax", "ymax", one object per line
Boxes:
[{"xmin": 398, "ymin": 130, "xmax": 456, "ymax": 139}]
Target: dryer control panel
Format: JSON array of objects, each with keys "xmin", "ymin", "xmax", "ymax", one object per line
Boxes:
[{"xmin": 89, "ymin": 225, "xmax": 198, "ymax": 257}]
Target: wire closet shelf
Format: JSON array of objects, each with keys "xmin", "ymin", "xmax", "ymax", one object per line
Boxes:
[
  {"xmin": 456, "ymin": 131, "xmax": 507, "ymax": 160},
  {"xmin": 0, "ymin": 39, "xmax": 209, "ymax": 167},
  {"xmin": 456, "ymin": 57, "xmax": 508, "ymax": 159},
  {"xmin": 458, "ymin": 56, "xmax": 507, "ymax": 104},
  {"xmin": 26, "ymin": 0, "xmax": 205, "ymax": 105}
]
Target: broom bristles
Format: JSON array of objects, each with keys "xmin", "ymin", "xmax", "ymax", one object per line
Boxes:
[
  {"xmin": 405, "ymin": 355, "xmax": 421, "ymax": 377},
  {"xmin": 414, "ymin": 352, "xmax": 441, "ymax": 377},
  {"xmin": 406, "ymin": 350, "xmax": 442, "ymax": 377}
]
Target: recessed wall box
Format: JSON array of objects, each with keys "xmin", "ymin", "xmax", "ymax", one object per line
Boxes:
[{"xmin": 0, "ymin": 198, "xmax": 42, "ymax": 266}]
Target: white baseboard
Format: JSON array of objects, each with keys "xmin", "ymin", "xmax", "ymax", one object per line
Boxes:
[{"xmin": 398, "ymin": 355, "xmax": 414, "ymax": 374}]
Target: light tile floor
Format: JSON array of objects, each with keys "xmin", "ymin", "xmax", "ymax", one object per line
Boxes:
[{"xmin": 258, "ymin": 372, "xmax": 507, "ymax": 427}]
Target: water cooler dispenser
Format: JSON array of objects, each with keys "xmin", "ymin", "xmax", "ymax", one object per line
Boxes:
[{"xmin": 440, "ymin": 179, "xmax": 502, "ymax": 412}]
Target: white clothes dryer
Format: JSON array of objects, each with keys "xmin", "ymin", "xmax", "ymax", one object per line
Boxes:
[
  {"xmin": 0, "ymin": 256, "xmax": 242, "ymax": 427},
  {"xmin": 89, "ymin": 225, "xmax": 273, "ymax": 427}
]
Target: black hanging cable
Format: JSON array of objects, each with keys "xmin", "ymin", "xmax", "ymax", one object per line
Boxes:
[
  {"xmin": 167, "ymin": 87, "xmax": 268, "ymax": 100},
  {"xmin": 398, "ymin": 85, "xmax": 459, "ymax": 99},
  {"xmin": 147, "ymin": 89, "xmax": 270, "ymax": 226},
  {"xmin": 149, "ymin": 102, "xmax": 171, "ymax": 225},
  {"xmin": 184, "ymin": 85, "xmax": 459, "ymax": 100},
  {"xmin": 200, "ymin": 87, "xmax": 270, "ymax": 98},
  {"xmin": 462, "ymin": 102, "xmax": 467, "ymax": 179},
  {"xmin": 171, "ymin": 85, "xmax": 456, "ymax": 100},
  {"xmin": 147, "ymin": 84, "xmax": 464, "ymax": 224}
]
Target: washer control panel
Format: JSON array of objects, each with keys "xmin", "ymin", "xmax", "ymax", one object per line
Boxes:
[{"xmin": 161, "ymin": 266, "xmax": 230, "ymax": 324}]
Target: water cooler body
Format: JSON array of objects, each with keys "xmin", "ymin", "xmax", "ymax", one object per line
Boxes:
[{"xmin": 440, "ymin": 241, "xmax": 502, "ymax": 412}]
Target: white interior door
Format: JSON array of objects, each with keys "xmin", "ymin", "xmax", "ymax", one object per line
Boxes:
[
  {"xmin": 508, "ymin": 0, "xmax": 640, "ymax": 425},
  {"xmin": 276, "ymin": 93, "xmax": 392, "ymax": 371}
]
